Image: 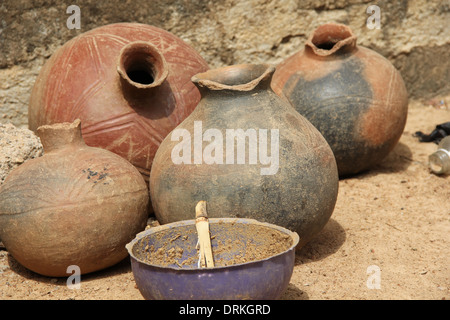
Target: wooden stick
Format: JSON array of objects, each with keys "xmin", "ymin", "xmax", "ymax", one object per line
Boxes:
[{"xmin": 195, "ymin": 201, "xmax": 214, "ymax": 268}]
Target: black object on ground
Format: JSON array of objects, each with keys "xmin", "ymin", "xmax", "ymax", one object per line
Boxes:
[{"xmin": 414, "ymin": 122, "xmax": 450, "ymax": 144}]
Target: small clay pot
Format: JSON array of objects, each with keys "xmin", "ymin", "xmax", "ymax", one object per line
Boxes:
[
  {"xmin": 272, "ymin": 23, "xmax": 409, "ymax": 177},
  {"xmin": 0, "ymin": 119, "xmax": 149, "ymax": 277},
  {"xmin": 150, "ymin": 64, "xmax": 339, "ymax": 248},
  {"xmin": 28, "ymin": 23, "xmax": 209, "ymax": 184}
]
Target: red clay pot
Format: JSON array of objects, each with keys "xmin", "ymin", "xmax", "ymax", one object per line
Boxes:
[
  {"xmin": 28, "ymin": 23, "xmax": 209, "ymax": 183},
  {"xmin": 272, "ymin": 23, "xmax": 408, "ymax": 177},
  {"xmin": 0, "ymin": 119, "xmax": 149, "ymax": 277}
]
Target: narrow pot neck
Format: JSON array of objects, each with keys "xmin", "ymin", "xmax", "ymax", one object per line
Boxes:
[
  {"xmin": 191, "ymin": 64, "xmax": 275, "ymax": 98},
  {"xmin": 37, "ymin": 119, "xmax": 86, "ymax": 153},
  {"xmin": 305, "ymin": 23, "xmax": 357, "ymax": 58},
  {"xmin": 117, "ymin": 41, "xmax": 168, "ymax": 94}
]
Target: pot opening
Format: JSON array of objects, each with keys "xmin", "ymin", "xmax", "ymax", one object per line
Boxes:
[
  {"xmin": 192, "ymin": 64, "xmax": 274, "ymax": 91},
  {"xmin": 315, "ymin": 41, "xmax": 338, "ymax": 50},
  {"xmin": 117, "ymin": 41, "xmax": 168, "ymax": 89},
  {"xmin": 212, "ymin": 64, "xmax": 269, "ymax": 86},
  {"xmin": 125, "ymin": 61, "xmax": 155, "ymax": 85},
  {"xmin": 308, "ymin": 24, "xmax": 355, "ymax": 54}
]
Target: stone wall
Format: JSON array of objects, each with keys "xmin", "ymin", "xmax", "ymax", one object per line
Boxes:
[{"xmin": 1, "ymin": 0, "xmax": 449, "ymax": 128}]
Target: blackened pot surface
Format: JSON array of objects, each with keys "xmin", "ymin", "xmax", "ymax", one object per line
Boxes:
[
  {"xmin": 150, "ymin": 64, "xmax": 339, "ymax": 248},
  {"xmin": 272, "ymin": 23, "xmax": 408, "ymax": 177}
]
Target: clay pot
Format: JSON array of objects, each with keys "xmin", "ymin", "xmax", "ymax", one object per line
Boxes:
[
  {"xmin": 149, "ymin": 64, "xmax": 339, "ymax": 248},
  {"xmin": 28, "ymin": 23, "xmax": 209, "ymax": 183},
  {"xmin": 0, "ymin": 119, "xmax": 149, "ymax": 277},
  {"xmin": 272, "ymin": 23, "xmax": 408, "ymax": 177}
]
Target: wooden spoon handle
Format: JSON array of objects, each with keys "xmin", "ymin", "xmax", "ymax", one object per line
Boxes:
[{"xmin": 195, "ymin": 201, "xmax": 214, "ymax": 268}]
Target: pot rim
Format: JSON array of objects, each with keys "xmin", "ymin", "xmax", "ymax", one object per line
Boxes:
[
  {"xmin": 126, "ymin": 217, "xmax": 299, "ymax": 272},
  {"xmin": 191, "ymin": 64, "xmax": 275, "ymax": 92},
  {"xmin": 117, "ymin": 40, "xmax": 169, "ymax": 90},
  {"xmin": 305, "ymin": 23, "xmax": 357, "ymax": 57}
]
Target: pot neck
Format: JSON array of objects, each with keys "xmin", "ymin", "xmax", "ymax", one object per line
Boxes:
[
  {"xmin": 37, "ymin": 119, "xmax": 86, "ymax": 153},
  {"xmin": 305, "ymin": 23, "xmax": 357, "ymax": 58},
  {"xmin": 117, "ymin": 41, "xmax": 168, "ymax": 95},
  {"xmin": 191, "ymin": 64, "xmax": 275, "ymax": 98}
]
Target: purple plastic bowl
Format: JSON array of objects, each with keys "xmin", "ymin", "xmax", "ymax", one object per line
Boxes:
[{"xmin": 126, "ymin": 217, "xmax": 299, "ymax": 300}]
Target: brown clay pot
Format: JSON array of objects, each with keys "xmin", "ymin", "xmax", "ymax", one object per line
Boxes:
[
  {"xmin": 0, "ymin": 119, "xmax": 149, "ymax": 277},
  {"xmin": 150, "ymin": 64, "xmax": 339, "ymax": 248},
  {"xmin": 28, "ymin": 23, "xmax": 209, "ymax": 183},
  {"xmin": 272, "ymin": 23, "xmax": 408, "ymax": 177}
]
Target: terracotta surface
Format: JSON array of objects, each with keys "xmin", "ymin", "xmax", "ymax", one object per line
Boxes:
[
  {"xmin": 149, "ymin": 64, "xmax": 339, "ymax": 249},
  {"xmin": 28, "ymin": 23, "xmax": 209, "ymax": 183},
  {"xmin": 0, "ymin": 120, "xmax": 149, "ymax": 277},
  {"xmin": 272, "ymin": 23, "xmax": 409, "ymax": 177}
]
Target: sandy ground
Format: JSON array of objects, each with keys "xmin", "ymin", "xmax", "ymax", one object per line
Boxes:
[{"xmin": 0, "ymin": 97, "xmax": 449, "ymax": 300}]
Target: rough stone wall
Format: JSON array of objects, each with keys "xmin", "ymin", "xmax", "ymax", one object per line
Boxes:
[
  {"xmin": 0, "ymin": 123, "xmax": 43, "ymax": 184},
  {"xmin": 0, "ymin": 0, "xmax": 449, "ymax": 128}
]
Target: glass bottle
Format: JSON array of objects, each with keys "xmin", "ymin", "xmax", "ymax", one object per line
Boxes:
[{"xmin": 429, "ymin": 136, "xmax": 450, "ymax": 175}]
